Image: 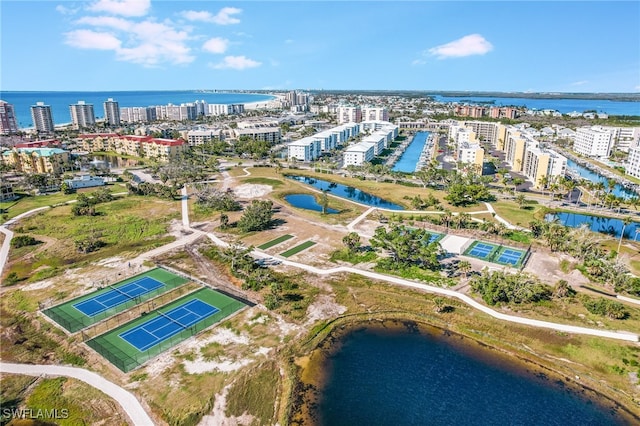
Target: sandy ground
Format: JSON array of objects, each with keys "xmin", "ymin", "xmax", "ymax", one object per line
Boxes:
[{"xmin": 233, "ymin": 184, "xmax": 273, "ymax": 199}]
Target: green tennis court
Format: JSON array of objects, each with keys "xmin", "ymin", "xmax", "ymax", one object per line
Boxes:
[
  {"xmin": 85, "ymin": 287, "xmax": 246, "ymax": 372},
  {"xmin": 258, "ymin": 234, "xmax": 294, "ymax": 250},
  {"xmin": 43, "ymin": 268, "xmax": 188, "ymax": 333},
  {"xmin": 280, "ymin": 240, "xmax": 315, "ymax": 257}
]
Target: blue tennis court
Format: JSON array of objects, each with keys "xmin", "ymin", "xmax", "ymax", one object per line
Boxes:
[
  {"xmin": 496, "ymin": 248, "xmax": 525, "ymax": 265},
  {"xmin": 424, "ymin": 232, "xmax": 443, "ymax": 244},
  {"xmin": 74, "ymin": 277, "xmax": 165, "ymax": 317},
  {"xmin": 119, "ymin": 299, "xmax": 219, "ymax": 352},
  {"xmin": 467, "ymin": 242, "xmax": 497, "ymax": 259}
]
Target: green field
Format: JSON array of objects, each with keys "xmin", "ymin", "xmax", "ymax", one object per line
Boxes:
[
  {"xmin": 257, "ymin": 234, "xmax": 294, "ymax": 250},
  {"xmin": 85, "ymin": 287, "xmax": 246, "ymax": 372},
  {"xmin": 43, "ymin": 268, "xmax": 188, "ymax": 333},
  {"xmin": 280, "ymin": 241, "xmax": 316, "ymax": 258}
]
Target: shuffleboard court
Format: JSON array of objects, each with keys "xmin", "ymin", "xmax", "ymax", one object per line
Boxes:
[
  {"xmin": 43, "ymin": 268, "xmax": 188, "ymax": 333},
  {"xmin": 120, "ymin": 299, "xmax": 219, "ymax": 351},
  {"xmin": 74, "ymin": 277, "xmax": 164, "ymax": 317},
  {"xmin": 86, "ymin": 287, "xmax": 246, "ymax": 372},
  {"xmin": 258, "ymin": 234, "xmax": 294, "ymax": 250},
  {"xmin": 280, "ymin": 240, "xmax": 316, "ymax": 257}
]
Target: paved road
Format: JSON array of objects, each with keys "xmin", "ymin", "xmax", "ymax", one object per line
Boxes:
[{"xmin": 0, "ymin": 363, "xmax": 155, "ymax": 425}]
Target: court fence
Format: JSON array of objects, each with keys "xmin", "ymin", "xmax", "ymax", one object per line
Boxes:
[
  {"xmin": 85, "ymin": 301, "xmax": 243, "ymax": 373},
  {"xmin": 43, "ymin": 275, "xmax": 187, "ymax": 334}
]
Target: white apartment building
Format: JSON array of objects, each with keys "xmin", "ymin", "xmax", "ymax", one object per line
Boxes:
[
  {"xmin": 337, "ymin": 106, "xmax": 362, "ymax": 124},
  {"xmin": 573, "ymin": 126, "xmax": 614, "ymax": 158},
  {"xmin": 361, "ymin": 134, "xmax": 386, "ymax": 155},
  {"xmin": 207, "ymin": 104, "xmax": 245, "ymax": 116},
  {"xmin": 457, "ymin": 143, "xmax": 484, "ymax": 167},
  {"xmin": 522, "ymin": 146, "xmax": 567, "ymax": 189},
  {"xmin": 343, "ymin": 142, "xmax": 375, "ymax": 167},
  {"xmin": 187, "ymin": 129, "xmax": 223, "ymax": 146},
  {"xmin": 103, "ymin": 98, "xmax": 121, "ymax": 127},
  {"xmin": 606, "ymin": 126, "xmax": 640, "ymax": 152},
  {"xmin": 0, "ymin": 100, "xmax": 18, "ymax": 134},
  {"xmin": 69, "ymin": 101, "xmax": 96, "ymax": 129},
  {"xmin": 313, "ymin": 131, "xmax": 338, "ymax": 151},
  {"xmin": 362, "ymin": 107, "xmax": 389, "ymax": 122},
  {"xmin": 120, "ymin": 107, "xmax": 157, "ymax": 123},
  {"xmin": 232, "ymin": 127, "xmax": 281, "ymax": 145},
  {"xmin": 626, "ymin": 146, "xmax": 640, "ymax": 179},
  {"xmin": 288, "ymin": 138, "xmax": 321, "ymax": 162}
]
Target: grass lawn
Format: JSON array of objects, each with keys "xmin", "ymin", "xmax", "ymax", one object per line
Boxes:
[
  {"xmin": 280, "ymin": 241, "xmax": 316, "ymax": 258},
  {"xmin": 491, "ymin": 200, "xmax": 544, "ymax": 227},
  {"xmin": 3, "ymin": 195, "xmax": 180, "ymax": 284}
]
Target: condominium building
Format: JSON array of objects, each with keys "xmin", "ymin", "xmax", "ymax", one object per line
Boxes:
[
  {"xmin": 232, "ymin": 127, "xmax": 281, "ymax": 145},
  {"xmin": 522, "ymin": 146, "xmax": 567, "ymax": 189},
  {"xmin": 186, "ymin": 129, "xmax": 223, "ymax": 146},
  {"xmin": 76, "ymin": 133, "xmax": 187, "ymax": 161},
  {"xmin": 154, "ymin": 104, "xmax": 197, "ymax": 121},
  {"xmin": 362, "ymin": 107, "xmax": 389, "ymax": 122},
  {"xmin": 69, "ymin": 101, "xmax": 96, "ymax": 129},
  {"xmin": 120, "ymin": 107, "xmax": 157, "ymax": 123},
  {"xmin": 30, "ymin": 102, "xmax": 55, "ymax": 134},
  {"xmin": 343, "ymin": 142, "xmax": 375, "ymax": 167},
  {"xmin": 462, "ymin": 121, "xmax": 507, "ymax": 147},
  {"xmin": 503, "ymin": 129, "xmax": 528, "ymax": 171},
  {"xmin": 573, "ymin": 126, "xmax": 614, "ymax": 158},
  {"xmin": 0, "ymin": 100, "xmax": 18, "ymax": 134},
  {"xmin": 337, "ymin": 106, "xmax": 362, "ymax": 124},
  {"xmin": 287, "ymin": 138, "xmax": 321, "ymax": 162},
  {"xmin": 103, "ymin": 98, "xmax": 121, "ymax": 127},
  {"xmin": 1, "ymin": 147, "xmax": 69, "ymax": 174},
  {"xmin": 208, "ymin": 104, "xmax": 245, "ymax": 116},
  {"xmin": 606, "ymin": 126, "xmax": 640, "ymax": 152},
  {"xmin": 627, "ymin": 146, "xmax": 640, "ymax": 179},
  {"xmin": 457, "ymin": 142, "xmax": 484, "ymax": 168}
]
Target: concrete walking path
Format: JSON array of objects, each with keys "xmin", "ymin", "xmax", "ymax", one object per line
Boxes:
[{"xmin": 0, "ymin": 362, "xmax": 155, "ymax": 425}]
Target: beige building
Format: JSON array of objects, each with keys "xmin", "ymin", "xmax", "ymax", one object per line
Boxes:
[
  {"xmin": 1, "ymin": 148, "xmax": 69, "ymax": 174},
  {"xmin": 503, "ymin": 129, "xmax": 527, "ymax": 172},
  {"xmin": 522, "ymin": 146, "xmax": 567, "ymax": 189},
  {"xmin": 76, "ymin": 133, "xmax": 187, "ymax": 161}
]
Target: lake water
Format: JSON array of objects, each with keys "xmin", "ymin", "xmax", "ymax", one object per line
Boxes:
[
  {"xmin": 0, "ymin": 90, "xmax": 276, "ymax": 128},
  {"xmin": 566, "ymin": 159, "xmax": 637, "ymax": 199},
  {"xmin": 431, "ymin": 95, "xmax": 640, "ymax": 116},
  {"xmin": 546, "ymin": 212, "xmax": 640, "ymax": 240},
  {"xmin": 392, "ymin": 131, "xmax": 430, "ymax": 173},
  {"xmin": 316, "ymin": 324, "xmax": 631, "ymax": 426},
  {"xmin": 284, "ymin": 194, "xmax": 339, "ymax": 214},
  {"xmin": 286, "ymin": 175, "xmax": 404, "ymax": 210}
]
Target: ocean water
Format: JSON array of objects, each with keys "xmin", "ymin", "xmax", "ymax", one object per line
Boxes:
[
  {"xmin": 431, "ymin": 95, "xmax": 640, "ymax": 116},
  {"xmin": 317, "ymin": 325, "xmax": 630, "ymax": 426},
  {"xmin": 0, "ymin": 90, "xmax": 276, "ymax": 128}
]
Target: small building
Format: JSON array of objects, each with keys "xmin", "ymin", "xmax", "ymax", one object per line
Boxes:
[{"xmin": 64, "ymin": 174, "xmax": 105, "ymax": 190}]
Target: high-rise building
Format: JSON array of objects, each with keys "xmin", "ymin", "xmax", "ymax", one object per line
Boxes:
[
  {"xmin": 103, "ymin": 98, "xmax": 121, "ymax": 127},
  {"xmin": 30, "ymin": 102, "xmax": 55, "ymax": 134},
  {"xmin": 362, "ymin": 107, "xmax": 389, "ymax": 122},
  {"xmin": 573, "ymin": 126, "xmax": 614, "ymax": 158},
  {"xmin": 337, "ymin": 106, "xmax": 362, "ymax": 124},
  {"xmin": 69, "ymin": 101, "xmax": 96, "ymax": 129},
  {"xmin": 0, "ymin": 100, "xmax": 19, "ymax": 134},
  {"xmin": 626, "ymin": 146, "xmax": 640, "ymax": 179}
]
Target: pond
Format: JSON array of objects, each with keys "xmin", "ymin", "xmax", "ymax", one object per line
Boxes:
[
  {"xmin": 313, "ymin": 323, "xmax": 632, "ymax": 426},
  {"xmin": 286, "ymin": 175, "xmax": 404, "ymax": 210},
  {"xmin": 284, "ymin": 194, "xmax": 339, "ymax": 214},
  {"xmin": 545, "ymin": 211, "xmax": 640, "ymax": 240}
]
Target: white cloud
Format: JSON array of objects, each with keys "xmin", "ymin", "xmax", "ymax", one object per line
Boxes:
[
  {"xmin": 412, "ymin": 59, "xmax": 426, "ymax": 66},
  {"xmin": 635, "ymin": 85, "xmax": 640, "ymax": 91},
  {"xmin": 203, "ymin": 37, "xmax": 229, "ymax": 54},
  {"xmin": 212, "ymin": 7, "xmax": 242, "ymax": 25},
  {"xmin": 211, "ymin": 56, "xmax": 261, "ymax": 70},
  {"xmin": 428, "ymin": 34, "xmax": 493, "ymax": 59},
  {"xmin": 181, "ymin": 7, "xmax": 242, "ymax": 25},
  {"xmin": 66, "ymin": 18, "xmax": 194, "ymax": 66},
  {"xmin": 64, "ymin": 29, "xmax": 122, "ymax": 50},
  {"xmin": 87, "ymin": 0, "xmax": 151, "ymax": 17},
  {"xmin": 56, "ymin": 5, "xmax": 80, "ymax": 15}
]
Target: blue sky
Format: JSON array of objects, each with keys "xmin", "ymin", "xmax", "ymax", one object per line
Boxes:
[{"xmin": 2, "ymin": 1, "xmax": 639, "ymax": 92}]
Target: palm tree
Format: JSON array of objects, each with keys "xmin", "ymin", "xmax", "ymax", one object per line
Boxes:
[
  {"xmin": 458, "ymin": 260, "xmax": 472, "ymax": 279},
  {"xmin": 617, "ymin": 216, "xmax": 633, "ymax": 259}
]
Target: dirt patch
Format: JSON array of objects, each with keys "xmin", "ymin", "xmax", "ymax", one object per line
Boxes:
[
  {"xmin": 233, "ymin": 184, "xmax": 273, "ymax": 199},
  {"xmin": 198, "ymin": 383, "xmax": 256, "ymax": 426}
]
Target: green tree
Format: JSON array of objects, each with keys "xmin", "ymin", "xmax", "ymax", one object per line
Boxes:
[
  {"xmin": 370, "ymin": 225, "xmax": 442, "ymax": 271},
  {"xmin": 237, "ymin": 200, "xmax": 274, "ymax": 232},
  {"xmin": 617, "ymin": 216, "xmax": 633, "ymax": 259},
  {"xmin": 342, "ymin": 232, "xmax": 361, "ymax": 253}
]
